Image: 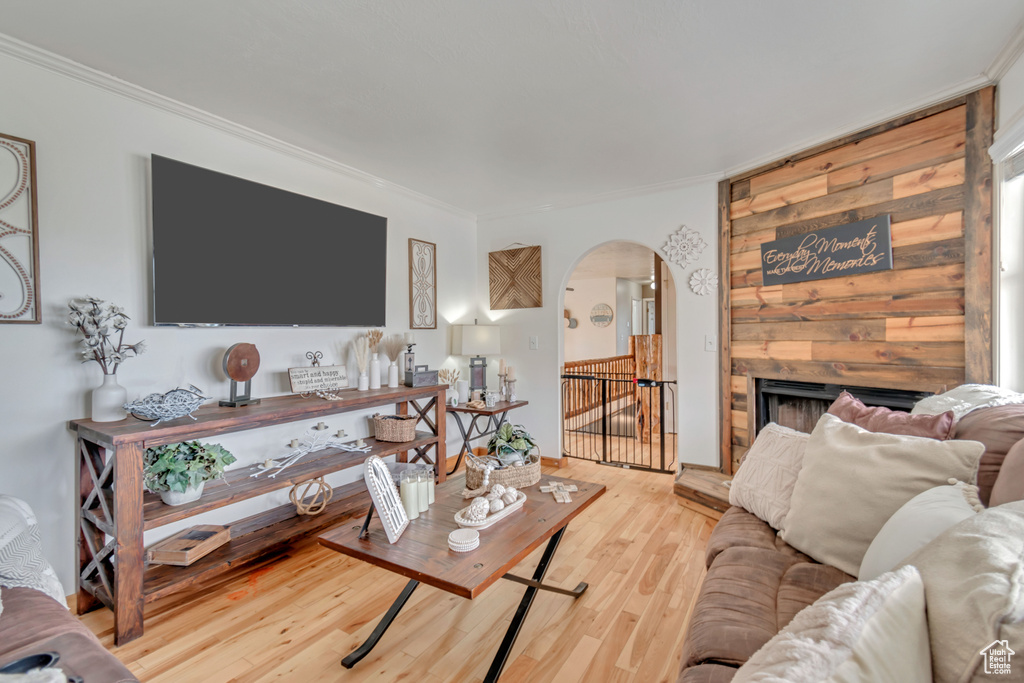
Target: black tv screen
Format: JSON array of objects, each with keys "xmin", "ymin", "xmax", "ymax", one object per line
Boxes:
[{"xmin": 151, "ymin": 155, "xmax": 387, "ymax": 326}]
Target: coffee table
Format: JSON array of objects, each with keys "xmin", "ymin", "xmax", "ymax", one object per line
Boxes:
[{"xmin": 318, "ymin": 473, "xmax": 605, "ymax": 682}]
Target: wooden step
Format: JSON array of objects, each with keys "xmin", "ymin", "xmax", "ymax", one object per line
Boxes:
[
  {"xmin": 143, "ymin": 432, "xmax": 436, "ymax": 530},
  {"xmin": 143, "ymin": 481, "xmax": 370, "ymax": 601},
  {"xmin": 674, "ymin": 466, "xmax": 731, "ymax": 520}
]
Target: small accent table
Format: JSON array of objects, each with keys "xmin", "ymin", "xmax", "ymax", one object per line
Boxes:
[
  {"xmin": 318, "ymin": 473, "xmax": 604, "ymax": 682},
  {"xmin": 447, "ymin": 400, "xmax": 529, "ymax": 475}
]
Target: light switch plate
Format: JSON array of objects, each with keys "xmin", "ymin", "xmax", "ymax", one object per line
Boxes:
[
  {"xmin": 704, "ymin": 335, "xmax": 716, "ymax": 352},
  {"xmin": 529, "ymin": 336, "xmax": 539, "ymax": 350}
]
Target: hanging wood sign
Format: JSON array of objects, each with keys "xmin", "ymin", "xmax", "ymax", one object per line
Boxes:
[{"xmin": 760, "ymin": 215, "xmax": 893, "ymax": 286}]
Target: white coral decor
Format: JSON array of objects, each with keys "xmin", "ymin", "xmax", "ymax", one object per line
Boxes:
[
  {"xmin": 662, "ymin": 226, "xmax": 707, "ymax": 267},
  {"xmin": 689, "ymin": 268, "xmax": 718, "ymax": 296}
]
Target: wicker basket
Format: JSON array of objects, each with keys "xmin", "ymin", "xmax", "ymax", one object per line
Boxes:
[
  {"xmin": 466, "ymin": 447, "xmax": 541, "ymax": 490},
  {"xmin": 372, "ymin": 413, "xmax": 418, "ymax": 442}
]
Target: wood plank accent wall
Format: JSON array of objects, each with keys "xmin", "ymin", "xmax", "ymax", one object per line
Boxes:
[{"xmin": 718, "ymin": 88, "xmax": 995, "ymax": 474}]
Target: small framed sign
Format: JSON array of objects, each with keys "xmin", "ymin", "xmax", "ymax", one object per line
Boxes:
[
  {"xmin": 760, "ymin": 216, "xmax": 893, "ymax": 286},
  {"xmin": 288, "ymin": 365, "xmax": 349, "ymax": 393},
  {"xmin": 363, "ymin": 455, "xmax": 409, "ymax": 544}
]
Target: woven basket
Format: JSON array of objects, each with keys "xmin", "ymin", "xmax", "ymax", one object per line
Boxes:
[
  {"xmin": 466, "ymin": 447, "xmax": 541, "ymax": 490},
  {"xmin": 372, "ymin": 413, "xmax": 418, "ymax": 442}
]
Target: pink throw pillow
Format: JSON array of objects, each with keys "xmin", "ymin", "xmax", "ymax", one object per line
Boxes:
[{"xmin": 827, "ymin": 391, "xmax": 954, "ymax": 440}]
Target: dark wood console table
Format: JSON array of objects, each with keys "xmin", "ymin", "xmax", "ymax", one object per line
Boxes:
[{"xmin": 68, "ymin": 384, "xmax": 447, "ymax": 645}]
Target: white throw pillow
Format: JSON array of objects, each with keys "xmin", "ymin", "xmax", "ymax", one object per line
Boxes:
[
  {"xmin": 858, "ymin": 481, "xmax": 982, "ymax": 581},
  {"xmin": 911, "ymin": 383, "xmax": 1024, "ymax": 422},
  {"xmin": 780, "ymin": 414, "xmax": 984, "ymax": 576},
  {"xmin": 728, "ymin": 422, "xmax": 808, "ymax": 530},
  {"xmin": 898, "ymin": 501, "xmax": 1024, "ymax": 683},
  {"xmin": 733, "ymin": 565, "xmax": 931, "ymax": 683}
]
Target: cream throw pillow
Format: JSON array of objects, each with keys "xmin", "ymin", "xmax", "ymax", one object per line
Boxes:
[
  {"xmin": 858, "ymin": 481, "xmax": 982, "ymax": 581},
  {"xmin": 729, "ymin": 422, "xmax": 808, "ymax": 530},
  {"xmin": 898, "ymin": 501, "xmax": 1024, "ymax": 683},
  {"xmin": 733, "ymin": 565, "xmax": 931, "ymax": 683},
  {"xmin": 780, "ymin": 414, "xmax": 984, "ymax": 576}
]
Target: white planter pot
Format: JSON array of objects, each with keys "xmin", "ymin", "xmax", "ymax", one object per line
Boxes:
[
  {"xmin": 388, "ymin": 362, "xmax": 400, "ymax": 388},
  {"xmin": 369, "ymin": 353, "xmax": 381, "ymax": 390},
  {"xmin": 358, "ymin": 372, "xmax": 369, "ymax": 391},
  {"xmin": 92, "ymin": 373, "xmax": 127, "ymax": 422},
  {"xmin": 159, "ymin": 481, "xmax": 205, "ymax": 506}
]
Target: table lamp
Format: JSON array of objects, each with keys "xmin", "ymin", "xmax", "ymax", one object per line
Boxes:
[{"xmin": 453, "ymin": 322, "xmax": 500, "ymax": 394}]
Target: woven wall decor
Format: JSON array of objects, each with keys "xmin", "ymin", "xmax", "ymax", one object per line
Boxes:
[
  {"xmin": 0, "ymin": 133, "xmax": 40, "ymax": 323},
  {"xmin": 489, "ymin": 245, "xmax": 542, "ymax": 310},
  {"xmin": 408, "ymin": 238, "xmax": 436, "ymax": 329}
]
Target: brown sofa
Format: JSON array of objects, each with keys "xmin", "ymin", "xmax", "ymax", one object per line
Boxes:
[{"xmin": 677, "ymin": 403, "xmax": 1024, "ymax": 683}]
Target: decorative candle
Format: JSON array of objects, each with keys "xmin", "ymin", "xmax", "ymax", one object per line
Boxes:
[
  {"xmin": 316, "ymin": 422, "xmax": 327, "ymax": 430},
  {"xmin": 335, "ymin": 429, "xmax": 346, "ymax": 439},
  {"xmin": 426, "ymin": 469, "xmax": 435, "ymax": 504},
  {"xmin": 416, "ymin": 469, "xmax": 430, "ymax": 513},
  {"xmin": 400, "ymin": 471, "xmax": 419, "ymax": 520},
  {"xmin": 499, "ymin": 358, "xmax": 506, "ymax": 375},
  {"xmin": 289, "ymin": 439, "xmax": 300, "ymax": 448},
  {"xmin": 507, "ymin": 366, "xmax": 515, "ymax": 381}
]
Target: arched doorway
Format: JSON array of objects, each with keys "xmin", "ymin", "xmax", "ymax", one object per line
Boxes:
[{"xmin": 559, "ymin": 241, "xmax": 677, "ymax": 473}]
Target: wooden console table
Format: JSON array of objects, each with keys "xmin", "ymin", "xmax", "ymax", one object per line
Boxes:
[{"xmin": 68, "ymin": 384, "xmax": 447, "ymax": 645}]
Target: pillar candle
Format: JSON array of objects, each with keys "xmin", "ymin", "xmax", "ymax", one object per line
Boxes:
[
  {"xmin": 400, "ymin": 472, "xmax": 419, "ymax": 520},
  {"xmin": 417, "ymin": 471, "xmax": 430, "ymax": 512}
]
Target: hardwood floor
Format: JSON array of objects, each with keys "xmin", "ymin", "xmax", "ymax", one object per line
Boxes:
[{"xmin": 79, "ymin": 459, "xmax": 715, "ymax": 682}]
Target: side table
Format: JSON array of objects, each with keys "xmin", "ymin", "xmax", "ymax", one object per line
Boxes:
[{"xmin": 447, "ymin": 400, "xmax": 529, "ymax": 475}]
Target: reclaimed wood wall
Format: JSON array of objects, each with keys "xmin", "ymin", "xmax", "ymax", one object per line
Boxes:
[{"xmin": 719, "ymin": 88, "xmax": 995, "ymax": 474}]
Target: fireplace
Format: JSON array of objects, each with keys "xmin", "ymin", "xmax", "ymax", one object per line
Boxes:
[{"xmin": 753, "ymin": 379, "xmax": 934, "ymax": 435}]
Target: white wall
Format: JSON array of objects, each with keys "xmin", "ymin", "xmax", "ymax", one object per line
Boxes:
[
  {"xmin": 999, "ymin": 50, "xmax": 1024, "ymax": 133},
  {"xmin": 615, "ymin": 278, "xmax": 643, "ymax": 355},
  {"xmin": 563, "ymin": 277, "xmax": 616, "ymax": 362},
  {"xmin": 0, "ymin": 52, "xmax": 477, "ymax": 594},
  {"xmin": 476, "ymin": 183, "xmax": 720, "ymax": 471}
]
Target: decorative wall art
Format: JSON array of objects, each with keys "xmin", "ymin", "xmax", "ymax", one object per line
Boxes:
[
  {"xmin": 590, "ymin": 303, "xmax": 613, "ymax": 327},
  {"xmin": 689, "ymin": 268, "xmax": 718, "ymax": 296},
  {"xmin": 0, "ymin": 133, "xmax": 40, "ymax": 323},
  {"xmin": 363, "ymin": 455, "xmax": 409, "ymax": 543},
  {"xmin": 489, "ymin": 245, "xmax": 542, "ymax": 309},
  {"xmin": 409, "ymin": 238, "xmax": 437, "ymax": 329},
  {"xmin": 759, "ymin": 215, "xmax": 893, "ymax": 286},
  {"xmin": 662, "ymin": 225, "xmax": 707, "ymax": 267}
]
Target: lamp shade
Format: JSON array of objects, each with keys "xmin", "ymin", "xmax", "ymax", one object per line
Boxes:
[{"xmin": 453, "ymin": 324, "xmax": 501, "ymax": 356}]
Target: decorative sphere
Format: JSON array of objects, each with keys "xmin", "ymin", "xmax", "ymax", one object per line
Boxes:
[{"xmin": 489, "ymin": 498, "xmax": 505, "ymax": 513}]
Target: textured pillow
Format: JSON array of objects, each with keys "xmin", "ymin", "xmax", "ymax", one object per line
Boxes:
[
  {"xmin": 953, "ymin": 404, "xmax": 1024, "ymax": 505},
  {"xmin": 858, "ymin": 481, "xmax": 981, "ymax": 581},
  {"xmin": 733, "ymin": 565, "xmax": 931, "ymax": 683},
  {"xmin": 728, "ymin": 422, "xmax": 808, "ymax": 530},
  {"xmin": 912, "ymin": 383, "xmax": 1024, "ymax": 421},
  {"xmin": 990, "ymin": 437, "xmax": 1024, "ymax": 506},
  {"xmin": 780, "ymin": 414, "xmax": 984, "ymax": 576},
  {"xmin": 828, "ymin": 390, "xmax": 954, "ymax": 439},
  {"xmin": 899, "ymin": 501, "xmax": 1024, "ymax": 683}
]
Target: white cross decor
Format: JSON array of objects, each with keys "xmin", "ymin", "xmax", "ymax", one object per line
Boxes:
[{"xmin": 539, "ymin": 481, "xmax": 578, "ymax": 504}]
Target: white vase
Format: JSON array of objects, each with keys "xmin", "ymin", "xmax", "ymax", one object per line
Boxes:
[
  {"xmin": 159, "ymin": 481, "xmax": 205, "ymax": 506},
  {"xmin": 358, "ymin": 372, "xmax": 369, "ymax": 391},
  {"xmin": 92, "ymin": 373, "xmax": 127, "ymax": 422},
  {"xmin": 369, "ymin": 353, "xmax": 381, "ymax": 390},
  {"xmin": 388, "ymin": 362, "xmax": 400, "ymax": 388}
]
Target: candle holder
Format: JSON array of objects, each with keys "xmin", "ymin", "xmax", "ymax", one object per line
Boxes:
[
  {"xmin": 506, "ymin": 379, "xmax": 517, "ymax": 402},
  {"xmin": 498, "ymin": 372, "xmax": 507, "ymax": 401}
]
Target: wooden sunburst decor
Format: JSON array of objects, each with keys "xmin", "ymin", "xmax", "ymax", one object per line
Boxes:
[{"xmin": 488, "ymin": 245, "xmax": 542, "ymax": 310}]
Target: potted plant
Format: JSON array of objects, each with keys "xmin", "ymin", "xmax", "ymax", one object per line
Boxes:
[
  {"xmin": 143, "ymin": 441, "xmax": 236, "ymax": 506},
  {"xmin": 486, "ymin": 423, "xmax": 538, "ymax": 467}
]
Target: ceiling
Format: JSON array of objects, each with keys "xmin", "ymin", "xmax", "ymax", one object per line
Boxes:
[
  {"xmin": 3, "ymin": 1, "xmax": 1023, "ymax": 215},
  {"xmin": 570, "ymin": 242, "xmax": 655, "ymax": 282}
]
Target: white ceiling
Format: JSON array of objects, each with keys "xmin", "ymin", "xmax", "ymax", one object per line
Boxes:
[
  {"xmin": 570, "ymin": 242, "xmax": 655, "ymax": 281},
  {"xmin": 3, "ymin": 1, "xmax": 1023, "ymax": 215}
]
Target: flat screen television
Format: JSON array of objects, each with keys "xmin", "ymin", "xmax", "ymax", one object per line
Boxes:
[{"xmin": 151, "ymin": 155, "xmax": 387, "ymax": 326}]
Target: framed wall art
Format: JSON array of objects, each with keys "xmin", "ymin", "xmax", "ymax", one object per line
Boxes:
[
  {"xmin": 409, "ymin": 238, "xmax": 437, "ymax": 329},
  {"xmin": 489, "ymin": 245, "xmax": 542, "ymax": 310},
  {"xmin": 0, "ymin": 133, "xmax": 40, "ymax": 323}
]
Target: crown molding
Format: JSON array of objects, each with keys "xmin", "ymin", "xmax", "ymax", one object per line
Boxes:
[
  {"xmin": 985, "ymin": 17, "xmax": 1024, "ymax": 82},
  {"xmin": 477, "ymin": 171, "xmax": 724, "ymax": 222},
  {"xmin": 0, "ymin": 32, "xmax": 476, "ymax": 221},
  {"xmin": 722, "ymin": 74, "xmax": 992, "ymax": 182}
]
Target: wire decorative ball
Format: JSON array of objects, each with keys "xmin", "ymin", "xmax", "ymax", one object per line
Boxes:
[{"xmin": 289, "ymin": 477, "xmax": 334, "ymax": 516}]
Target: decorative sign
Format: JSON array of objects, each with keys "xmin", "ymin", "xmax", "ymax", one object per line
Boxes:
[
  {"xmin": 489, "ymin": 245, "xmax": 542, "ymax": 309},
  {"xmin": 589, "ymin": 303, "xmax": 613, "ymax": 327},
  {"xmin": 760, "ymin": 216, "xmax": 893, "ymax": 286},
  {"xmin": 288, "ymin": 364, "xmax": 349, "ymax": 393},
  {"xmin": 409, "ymin": 238, "xmax": 437, "ymax": 329},
  {"xmin": 0, "ymin": 133, "xmax": 40, "ymax": 323}
]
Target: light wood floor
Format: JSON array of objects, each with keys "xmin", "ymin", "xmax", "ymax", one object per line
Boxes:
[{"xmin": 80, "ymin": 459, "xmax": 715, "ymax": 683}]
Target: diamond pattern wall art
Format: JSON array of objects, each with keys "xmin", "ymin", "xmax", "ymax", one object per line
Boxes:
[
  {"xmin": 489, "ymin": 245, "xmax": 542, "ymax": 310},
  {"xmin": 409, "ymin": 238, "xmax": 436, "ymax": 329}
]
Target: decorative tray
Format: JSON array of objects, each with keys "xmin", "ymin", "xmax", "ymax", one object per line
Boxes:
[{"xmin": 455, "ymin": 491, "xmax": 527, "ymax": 529}]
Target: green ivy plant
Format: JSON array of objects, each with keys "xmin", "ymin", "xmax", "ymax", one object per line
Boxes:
[
  {"xmin": 143, "ymin": 441, "xmax": 236, "ymax": 494},
  {"xmin": 486, "ymin": 423, "xmax": 537, "ymax": 466}
]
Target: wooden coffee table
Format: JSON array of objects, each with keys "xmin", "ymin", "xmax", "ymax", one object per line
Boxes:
[{"xmin": 318, "ymin": 473, "xmax": 605, "ymax": 682}]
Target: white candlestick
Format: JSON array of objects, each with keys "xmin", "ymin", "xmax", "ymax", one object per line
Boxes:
[{"xmin": 400, "ymin": 474, "xmax": 419, "ymax": 520}]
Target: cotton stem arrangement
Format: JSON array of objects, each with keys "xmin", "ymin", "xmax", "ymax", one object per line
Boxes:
[
  {"xmin": 67, "ymin": 297, "xmax": 145, "ymax": 375},
  {"xmin": 382, "ymin": 334, "xmax": 405, "ymax": 364},
  {"xmin": 352, "ymin": 336, "xmax": 369, "ymax": 374}
]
